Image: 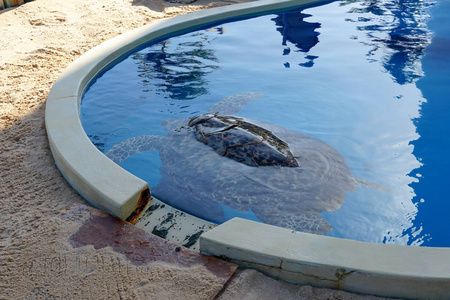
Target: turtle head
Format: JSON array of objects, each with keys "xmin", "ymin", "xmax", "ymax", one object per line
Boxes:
[
  {"xmin": 161, "ymin": 118, "xmax": 190, "ymax": 133},
  {"xmin": 188, "ymin": 114, "xmax": 216, "ymax": 127}
]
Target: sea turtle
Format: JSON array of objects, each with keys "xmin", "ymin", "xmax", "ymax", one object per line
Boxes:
[{"xmin": 106, "ymin": 92, "xmax": 386, "ymax": 234}]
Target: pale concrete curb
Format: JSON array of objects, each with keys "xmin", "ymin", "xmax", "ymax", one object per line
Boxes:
[{"xmin": 200, "ymin": 218, "xmax": 450, "ymax": 299}]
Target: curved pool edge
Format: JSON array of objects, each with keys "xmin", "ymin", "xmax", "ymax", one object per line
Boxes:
[
  {"xmin": 200, "ymin": 218, "xmax": 450, "ymax": 299},
  {"xmin": 45, "ymin": 0, "xmax": 450, "ymax": 298}
]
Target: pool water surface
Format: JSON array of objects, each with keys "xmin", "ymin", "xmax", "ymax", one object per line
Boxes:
[{"xmin": 81, "ymin": 0, "xmax": 449, "ymax": 247}]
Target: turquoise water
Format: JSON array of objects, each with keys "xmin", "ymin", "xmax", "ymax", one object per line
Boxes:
[{"xmin": 81, "ymin": 0, "xmax": 449, "ymax": 247}]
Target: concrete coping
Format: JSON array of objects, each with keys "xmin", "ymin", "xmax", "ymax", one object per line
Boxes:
[
  {"xmin": 200, "ymin": 218, "xmax": 450, "ymax": 299},
  {"xmin": 45, "ymin": 0, "xmax": 450, "ymax": 298}
]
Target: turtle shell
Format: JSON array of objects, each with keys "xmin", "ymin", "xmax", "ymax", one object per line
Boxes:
[{"xmin": 188, "ymin": 114, "xmax": 299, "ymax": 167}]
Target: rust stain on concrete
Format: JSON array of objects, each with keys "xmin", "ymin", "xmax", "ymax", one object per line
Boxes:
[
  {"xmin": 125, "ymin": 188, "xmax": 151, "ymax": 224},
  {"xmin": 67, "ymin": 204, "xmax": 237, "ymax": 290}
]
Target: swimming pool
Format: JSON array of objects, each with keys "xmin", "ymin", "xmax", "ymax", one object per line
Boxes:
[{"xmin": 81, "ymin": 0, "xmax": 449, "ymax": 247}]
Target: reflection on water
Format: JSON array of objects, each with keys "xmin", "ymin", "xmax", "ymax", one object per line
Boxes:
[
  {"xmin": 268, "ymin": 0, "xmax": 437, "ymax": 245},
  {"xmin": 335, "ymin": 0, "xmax": 439, "ymax": 246},
  {"xmin": 81, "ymin": 0, "xmax": 449, "ymax": 246},
  {"xmin": 272, "ymin": 12, "xmax": 321, "ymax": 68},
  {"xmin": 132, "ymin": 32, "xmax": 221, "ymax": 100},
  {"xmin": 342, "ymin": 0, "xmax": 434, "ymax": 84}
]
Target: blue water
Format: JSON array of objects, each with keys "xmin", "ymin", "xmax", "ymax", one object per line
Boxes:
[{"xmin": 81, "ymin": 0, "xmax": 450, "ymax": 247}]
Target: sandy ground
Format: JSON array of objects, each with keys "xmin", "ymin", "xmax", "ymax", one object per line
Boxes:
[{"xmin": 0, "ymin": 0, "xmax": 394, "ymax": 298}]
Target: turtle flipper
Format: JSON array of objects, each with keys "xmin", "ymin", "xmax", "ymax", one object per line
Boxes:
[
  {"xmin": 256, "ymin": 212, "xmax": 333, "ymax": 235},
  {"xmin": 152, "ymin": 172, "xmax": 226, "ymax": 224},
  {"xmin": 105, "ymin": 135, "xmax": 166, "ymax": 164},
  {"xmin": 207, "ymin": 92, "xmax": 263, "ymax": 115},
  {"xmin": 351, "ymin": 177, "xmax": 392, "ymax": 193}
]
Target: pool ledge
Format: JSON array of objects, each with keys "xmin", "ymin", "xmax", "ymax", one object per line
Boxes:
[
  {"xmin": 45, "ymin": 0, "xmax": 450, "ymax": 298},
  {"xmin": 201, "ymin": 218, "xmax": 450, "ymax": 299}
]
